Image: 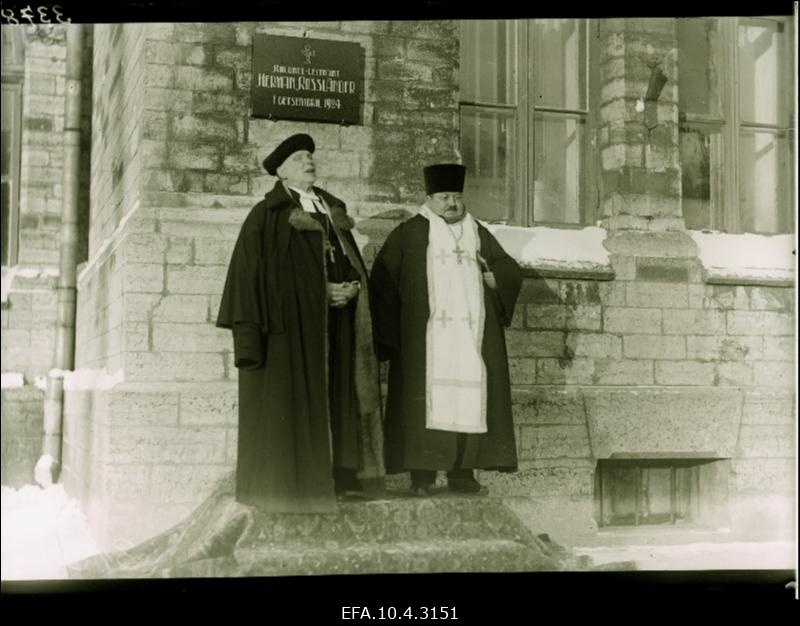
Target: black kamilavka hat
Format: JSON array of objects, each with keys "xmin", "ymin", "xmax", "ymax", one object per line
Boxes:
[
  {"xmin": 262, "ymin": 133, "xmax": 315, "ymax": 175},
  {"xmin": 423, "ymin": 163, "xmax": 466, "ymax": 195}
]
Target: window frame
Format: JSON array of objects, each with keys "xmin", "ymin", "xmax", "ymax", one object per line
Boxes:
[
  {"xmin": 458, "ymin": 19, "xmax": 600, "ymax": 228},
  {"xmin": 679, "ymin": 16, "xmax": 795, "ymax": 235},
  {"xmin": 2, "ymin": 27, "xmax": 24, "ymax": 268},
  {"xmin": 1, "ymin": 82, "xmax": 22, "ymax": 268}
]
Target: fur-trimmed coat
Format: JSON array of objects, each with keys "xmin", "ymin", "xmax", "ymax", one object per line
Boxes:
[{"xmin": 216, "ymin": 181, "xmax": 383, "ymax": 513}]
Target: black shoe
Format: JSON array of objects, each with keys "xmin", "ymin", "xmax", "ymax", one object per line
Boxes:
[
  {"xmin": 336, "ymin": 491, "xmax": 370, "ymax": 502},
  {"xmin": 410, "ymin": 484, "xmax": 434, "ymax": 497},
  {"xmin": 334, "ymin": 467, "xmax": 363, "ymax": 499},
  {"xmin": 447, "ymin": 477, "xmax": 485, "ymax": 494}
]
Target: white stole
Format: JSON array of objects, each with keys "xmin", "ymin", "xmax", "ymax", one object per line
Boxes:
[{"xmin": 420, "ymin": 206, "xmax": 487, "ymax": 433}]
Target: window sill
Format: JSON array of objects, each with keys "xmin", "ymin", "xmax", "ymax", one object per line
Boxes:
[
  {"xmin": 689, "ymin": 230, "xmax": 795, "ymax": 288},
  {"xmin": 484, "ymin": 223, "xmax": 614, "ymax": 281},
  {"xmin": 1, "ymin": 265, "xmax": 60, "ymax": 304},
  {"xmin": 520, "ymin": 264, "xmax": 615, "ymax": 281}
]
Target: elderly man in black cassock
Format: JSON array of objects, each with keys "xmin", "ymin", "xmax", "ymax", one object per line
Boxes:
[
  {"xmin": 216, "ymin": 133, "xmax": 383, "ymax": 513},
  {"xmin": 369, "ymin": 164, "xmax": 522, "ymax": 496}
]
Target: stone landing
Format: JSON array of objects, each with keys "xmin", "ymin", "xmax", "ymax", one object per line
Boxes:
[{"xmin": 67, "ymin": 483, "xmax": 595, "ymax": 578}]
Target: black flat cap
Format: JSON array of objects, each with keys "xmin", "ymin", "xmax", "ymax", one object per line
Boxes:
[
  {"xmin": 262, "ymin": 133, "xmax": 315, "ymax": 175},
  {"xmin": 423, "ymin": 163, "xmax": 466, "ymax": 195}
]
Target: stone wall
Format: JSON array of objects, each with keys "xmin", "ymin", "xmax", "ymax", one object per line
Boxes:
[
  {"xmin": 485, "ymin": 18, "xmax": 796, "ymax": 540},
  {"xmin": 2, "ymin": 27, "xmax": 93, "ymax": 487},
  {"xmin": 1, "ymin": 386, "xmax": 44, "ymax": 486},
  {"xmin": 597, "ymin": 18, "xmax": 684, "ymax": 232},
  {"xmin": 485, "ymin": 247, "xmax": 794, "ymax": 538},
  {"xmin": 2, "ymin": 36, "xmax": 67, "ymax": 382},
  {"xmin": 66, "ymin": 20, "xmax": 461, "ymax": 548},
  {"xmin": 51, "ymin": 18, "xmax": 797, "ymax": 548}
]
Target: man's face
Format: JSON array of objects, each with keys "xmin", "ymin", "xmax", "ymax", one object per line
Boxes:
[
  {"xmin": 277, "ymin": 150, "xmax": 317, "ymax": 189},
  {"xmin": 427, "ymin": 191, "xmax": 466, "ymax": 224}
]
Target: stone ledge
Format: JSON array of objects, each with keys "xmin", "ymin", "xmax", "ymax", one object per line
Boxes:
[
  {"xmin": 522, "ymin": 266, "xmax": 615, "ymax": 281},
  {"xmin": 703, "ymin": 272, "xmax": 794, "ymax": 288},
  {"xmin": 67, "ymin": 484, "xmax": 576, "ymax": 578}
]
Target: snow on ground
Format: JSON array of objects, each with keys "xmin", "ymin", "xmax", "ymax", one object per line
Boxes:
[
  {"xmin": 574, "ymin": 541, "xmax": 797, "ymax": 570},
  {"xmin": 1, "ymin": 484, "xmax": 100, "ymax": 580},
  {"xmin": 2, "ymin": 484, "xmax": 795, "ymax": 578}
]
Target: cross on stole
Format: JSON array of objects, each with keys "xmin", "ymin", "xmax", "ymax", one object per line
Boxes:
[
  {"xmin": 436, "ymin": 310, "xmax": 453, "ymax": 328},
  {"xmin": 462, "ymin": 310, "xmax": 476, "ymax": 329},
  {"xmin": 436, "ymin": 249, "xmax": 449, "ymax": 265}
]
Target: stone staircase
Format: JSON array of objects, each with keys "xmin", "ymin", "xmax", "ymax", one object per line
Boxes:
[{"xmin": 68, "ymin": 485, "xmax": 590, "ymax": 578}]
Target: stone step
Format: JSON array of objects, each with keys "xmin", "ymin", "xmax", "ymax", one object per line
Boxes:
[
  {"xmin": 68, "ymin": 486, "xmax": 578, "ymax": 578},
  {"xmin": 171, "ymin": 538, "xmax": 554, "ymax": 577},
  {"xmin": 241, "ymin": 493, "xmax": 542, "ymax": 545}
]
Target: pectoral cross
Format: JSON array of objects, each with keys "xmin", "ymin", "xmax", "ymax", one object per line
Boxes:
[
  {"xmin": 452, "ymin": 243, "xmax": 466, "ymax": 264},
  {"xmin": 436, "ymin": 310, "xmax": 453, "ymax": 329},
  {"xmin": 324, "ymin": 239, "xmax": 336, "ymax": 264}
]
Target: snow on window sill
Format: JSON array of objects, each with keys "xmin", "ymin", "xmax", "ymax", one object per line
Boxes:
[
  {"xmin": 688, "ymin": 230, "xmax": 795, "ymax": 287},
  {"xmin": 483, "ymin": 223, "xmax": 614, "ymax": 281}
]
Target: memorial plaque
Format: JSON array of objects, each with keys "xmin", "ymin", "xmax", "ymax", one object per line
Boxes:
[{"xmin": 252, "ymin": 34, "xmax": 363, "ymax": 125}]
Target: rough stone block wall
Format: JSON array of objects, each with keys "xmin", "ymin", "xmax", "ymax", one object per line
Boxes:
[
  {"xmin": 75, "ymin": 24, "xmax": 146, "ymax": 373},
  {"xmin": 477, "ymin": 18, "xmax": 792, "ymax": 539},
  {"xmin": 66, "ymin": 20, "xmax": 461, "ymax": 548},
  {"xmin": 2, "ymin": 28, "xmax": 92, "ymax": 486},
  {"xmin": 487, "ymin": 234, "xmax": 795, "ymax": 538},
  {"xmin": 2, "ymin": 36, "xmax": 67, "ymax": 383},
  {"xmin": 87, "ymin": 23, "xmax": 146, "ymax": 256},
  {"xmin": 17, "ymin": 37, "xmax": 67, "ymax": 268},
  {"xmin": 597, "ymin": 18, "xmax": 684, "ymax": 232},
  {"xmin": 61, "ymin": 18, "xmax": 794, "ymax": 548},
  {"xmin": 1, "ymin": 387, "xmax": 44, "ymax": 486}
]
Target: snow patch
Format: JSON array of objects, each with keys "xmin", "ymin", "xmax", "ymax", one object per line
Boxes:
[
  {"xmin": 1, "ymin": 484, "xmax": 101, "ymax": 580},
  {"xmin": 1, "ymin": 266, "xmax": 59, "ymax": 303},
  {"xmin": 574, "ymin": 541, "xmax": 796, "ymax": 570},
  {"xmin": 34, "ymin": 455, "xmax": 57, "ymax": 488},
  {"xmin": 77, "ymin": 200, "xmax": 140, "ymax": 287},
  {"xmin": 689, "ymin": 231, "xmax": 795, "ymax": 281},
  {"xmin": 1, "ymin": 373, "xmax": 25, "ymax": 389},
  {"xmin": 63, "ymin": 368, "xmax": 124, "ymax": 390},
  {"xmin": 483, "ymin": 224, "xmax": 611, "ymax": 270}
]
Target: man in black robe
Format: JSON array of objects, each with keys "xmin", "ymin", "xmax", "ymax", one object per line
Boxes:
[
  {"xmin": 216, "ymin": 133, "xmax": 383, "ymax": 513},
  {"xmin": 369, "ymin": 164, "xmax": 522, "ymax": 496}
]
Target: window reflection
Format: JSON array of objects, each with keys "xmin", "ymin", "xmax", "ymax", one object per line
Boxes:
[
  {"xmin": 461, "ymin": 106, "xmax": 516, "ymax": 223},
  {"xmin": 534, "ymin": 113, "xmax": 584, "ymax": 224},
  {"xmin": 677, "ymin": 17, "xmax": 794, "ymax": 235}
]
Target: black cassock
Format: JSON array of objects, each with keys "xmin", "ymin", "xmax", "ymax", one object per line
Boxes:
[
  {"xmin": 369, "ymin": 214, "xmax": 522, "ymax": 474},
  {"xmin": 216, "ymin": 182, "xmax": 383, "ymax": 513}
]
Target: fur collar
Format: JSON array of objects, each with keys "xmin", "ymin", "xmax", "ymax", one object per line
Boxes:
[{"xmin": 287, "ymin": 204, "xmax": 355, "ymax": 232}]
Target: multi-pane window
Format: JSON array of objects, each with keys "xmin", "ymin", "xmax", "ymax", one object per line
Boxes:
[
  {"xmin": 2, "ymin": 26, "xmax": 24, "ymax": 267},
  {"xmin": 459, "ymin": 19, "xmax": 598, "ymax": 226},
  {"xmin": 596, "ymin": 459, "xmax": 729, "ymax": 528},
  {"xmin": 678, "ymin": 17, "xmax": 795, "ymax": 234}
]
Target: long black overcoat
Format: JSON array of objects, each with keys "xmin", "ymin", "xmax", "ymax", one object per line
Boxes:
[{"xmin": 217, "ymin": 182, "xmax": 383, "ymax": 513}]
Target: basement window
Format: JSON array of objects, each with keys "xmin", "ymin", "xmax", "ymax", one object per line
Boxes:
[{"xmin": 595, "ymin": 458, "xmax": 729, "ymax": 528}]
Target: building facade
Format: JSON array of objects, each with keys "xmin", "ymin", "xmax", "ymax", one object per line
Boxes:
[{"xmin": 1, "ymin": 18, "xmax": 795, "ymax": 550}]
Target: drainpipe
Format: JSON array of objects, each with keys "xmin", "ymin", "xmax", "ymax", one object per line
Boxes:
[{"xmin": 37, "ymin": 24, "xmax": 84, "ymax": 486}]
